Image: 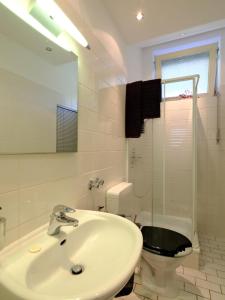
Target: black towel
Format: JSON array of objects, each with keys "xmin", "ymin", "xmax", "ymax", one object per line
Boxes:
[
  {"xmin": 142, "ymin": 79, "xmax": 162, "ymax": 119},
  {"xmin": 125, "ymin": 81, "xmax": 143, "ymax": 138}
]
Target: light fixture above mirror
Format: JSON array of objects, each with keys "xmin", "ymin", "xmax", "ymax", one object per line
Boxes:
[{"xmin": 0, "ymin": 0, "xmax": 90, "ymax": 51}]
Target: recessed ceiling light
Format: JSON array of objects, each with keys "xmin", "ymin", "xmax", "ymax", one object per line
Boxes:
[
  {"xmin": 181, "ymin": 33, "xmax": 186, "ymax": 37},
  {"xmin": 136, "ymin": 11, "xmax": 144, "ymax": 21}
]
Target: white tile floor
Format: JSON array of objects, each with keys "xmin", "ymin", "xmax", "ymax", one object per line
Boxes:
[{"xmin": 117, "ymin": 235, "xmax": 225, "ymax": 300}]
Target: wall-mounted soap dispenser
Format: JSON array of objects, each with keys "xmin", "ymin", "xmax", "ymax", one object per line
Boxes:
[{"xmin": 0, "ymin": 208, "xmax": 6, "ymax": 250}]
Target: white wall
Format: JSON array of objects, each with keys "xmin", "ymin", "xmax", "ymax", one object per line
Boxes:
[
  {"xmin": 126, "ymin": 46, "xmax": 143, "ymax": 82},
  {"xmin": 0, "ymin": 0, "xmax": 127, "ymax": 245},
  {"xmin": 58, "ymin": 0, "xmax": 129, "ymax": 82},
  {"xmin": 128, "ymin": 28, "xmax": 225, "ymax": 238}
]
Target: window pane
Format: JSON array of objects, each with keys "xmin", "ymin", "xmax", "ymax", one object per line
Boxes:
[{"xmin": 161, "ymin": 52, "xmax": 209, "ymax": 97}]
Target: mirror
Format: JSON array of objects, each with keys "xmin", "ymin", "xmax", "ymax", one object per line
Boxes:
[{"xmin": 0, "ymin": 4, "xmax": 78, "ymax": 154}]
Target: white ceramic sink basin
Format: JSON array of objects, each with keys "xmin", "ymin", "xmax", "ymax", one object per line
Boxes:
[{"xmin": 0, "ymin": 210, "xmax": 143, "ymax": 300}]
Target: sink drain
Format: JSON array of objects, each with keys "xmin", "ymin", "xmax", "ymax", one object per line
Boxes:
[{"xmin": 71, "ymin": 264, "xmax": 84, "ymax": 275}]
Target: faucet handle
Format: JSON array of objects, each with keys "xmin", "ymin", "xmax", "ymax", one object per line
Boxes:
[{"xmin": 52, "ymin": 205, "xmax": 75, "ymax": 215}]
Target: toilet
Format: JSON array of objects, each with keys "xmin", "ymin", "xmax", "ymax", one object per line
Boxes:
[
  {"xmin": 141, "ymin": 226, "xmax": 192, "ymax": 297},
  {"xmin": 106, "ymin": 182, "xmax": 193, "ymax": 298}
]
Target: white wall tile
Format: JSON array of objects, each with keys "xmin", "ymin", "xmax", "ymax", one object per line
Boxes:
[
  {"xmin": 211, "ymin": 292, "xmax": 225, "ymax": 300},
  {"xmin": 0, "ymin": 157, "xmax": 19, "ymax": 194}
]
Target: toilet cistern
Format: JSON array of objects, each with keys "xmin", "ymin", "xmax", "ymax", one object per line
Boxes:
[{"xmin": 47, "ymin": 205, "xmax": 79, "ymax": 236}]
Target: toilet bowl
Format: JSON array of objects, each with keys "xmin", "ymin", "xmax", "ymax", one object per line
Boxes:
[
  {"xmin": 141, "ymin": 226, "xmax": 192, "ymax": 297},
  {"xmin": 106, "ymin": 183, "xmax": 192, "ymax": 298}
]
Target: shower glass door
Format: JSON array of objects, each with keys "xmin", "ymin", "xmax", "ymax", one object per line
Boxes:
[{"xmin": 152, "ymin": 97, "xmax": 194, "ymax": 242}]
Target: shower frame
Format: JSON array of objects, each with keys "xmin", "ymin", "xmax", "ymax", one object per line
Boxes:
[{"xmin": 160, "ymin": 74, "xmax": 200, "ymax": 240}]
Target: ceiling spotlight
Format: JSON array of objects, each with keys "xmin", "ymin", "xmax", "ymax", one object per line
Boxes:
[{"xmin": 136, "ymin": 11, "xmax": 144, "ymax": 21}]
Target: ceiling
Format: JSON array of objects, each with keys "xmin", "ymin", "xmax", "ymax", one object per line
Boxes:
[{"xmin": 102, "ymin": 0, "xmax": 225, "ymax": 45}]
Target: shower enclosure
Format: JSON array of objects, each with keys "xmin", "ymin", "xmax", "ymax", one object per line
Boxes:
[{"xmin": 128, "ymin": 75, "xmax": 199, "ymax": 247}]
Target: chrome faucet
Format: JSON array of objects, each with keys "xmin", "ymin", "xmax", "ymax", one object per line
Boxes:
[{"xmin": 47, "ymin": 205, "xmax": 79, "ymax": 236}]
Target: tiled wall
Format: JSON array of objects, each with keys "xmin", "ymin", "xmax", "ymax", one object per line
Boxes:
[
  {"xmin": 0, "ymin": 2, "xmax": 127, "ymax": 246},
  {"xmin": 197, "ymin": 92, "xmax": 225, "ymax": 238}
]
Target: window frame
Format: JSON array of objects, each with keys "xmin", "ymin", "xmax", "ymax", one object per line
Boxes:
[{"xmin": 155, "ymin": 44, "xmax": 218, "ymax": 96}]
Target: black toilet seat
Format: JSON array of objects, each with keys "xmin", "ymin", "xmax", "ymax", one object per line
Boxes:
[{"xmin": 141, "ymin": 226, "xmax": 192, "ymax": 257}]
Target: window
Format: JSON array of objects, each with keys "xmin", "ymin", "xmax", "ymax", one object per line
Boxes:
[
  {"xmin": 56, "ymin": 105, "xmax": 77, "ymax": 152},
  {"xmin": 155, "ymin": 44, "xmax": 218, "ymax": 98}
]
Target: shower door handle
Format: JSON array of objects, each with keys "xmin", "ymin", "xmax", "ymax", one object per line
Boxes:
[{"xmin": 130, "ymin": 154, "xmax": 142, "ymax": 167}]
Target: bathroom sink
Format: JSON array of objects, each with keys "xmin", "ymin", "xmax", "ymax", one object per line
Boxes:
[{"xmin": 0, "ymin": 210, "xmax": 142, "ymax": 300}]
